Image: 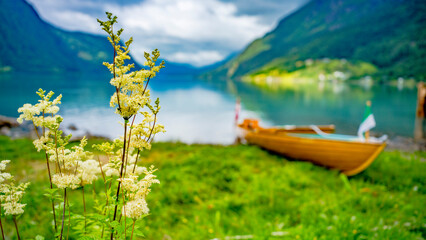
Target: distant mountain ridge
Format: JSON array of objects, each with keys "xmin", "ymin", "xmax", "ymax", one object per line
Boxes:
[
  {"xmin": 205, "ymin": 0, "xmax": 426, "ymax": 80},
  {"xmin": 0, "ymin": 0, "xmax": 192, "ymax": 74}
]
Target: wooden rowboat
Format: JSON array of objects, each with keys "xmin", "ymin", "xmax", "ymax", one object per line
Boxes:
[
  {"xmin": 238, "ymin": 119, "xmax": 335, "ymax": 134},
  {"xmin": 238, "ymin": 119, "xmax": 386, "ymax": 176}
]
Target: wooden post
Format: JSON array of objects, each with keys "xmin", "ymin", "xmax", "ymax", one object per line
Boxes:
[
  {"xmin": 416, "ymin": 82, "xmax": 425, "ymax": 118},
  {"xmin": 234, "ymin": 97, "xmax": 242, "ymax": 144},
  {"xmin": 414, "ymin": 82, "xmax": 426, "ymax": 140},
  {"xmin": 235, "ymin": 97, "xmax": 241, "ymax": 126},
  {"xmin": 365, "ymin": 100, "xmax": 371, "ymax": 141}
]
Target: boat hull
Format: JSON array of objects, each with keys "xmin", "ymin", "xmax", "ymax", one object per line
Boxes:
[{"xmin": 241, "ymin": 129, "xmax": 386, "ymax": 176}]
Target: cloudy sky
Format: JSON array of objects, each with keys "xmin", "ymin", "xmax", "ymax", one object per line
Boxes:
[{"xmin": 27, "ymin": 0, "xmax": 308, "ymax": 67}]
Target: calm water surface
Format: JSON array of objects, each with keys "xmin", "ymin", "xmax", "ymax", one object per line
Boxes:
[{"xmin": 0, "ymin": 72, "xmax": 417, "ymax": 144}]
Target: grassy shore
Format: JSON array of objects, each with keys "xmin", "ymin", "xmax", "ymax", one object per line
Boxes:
[{"xmin": 0, "ymin": 136, "xmax": 424, "ymax": 239}]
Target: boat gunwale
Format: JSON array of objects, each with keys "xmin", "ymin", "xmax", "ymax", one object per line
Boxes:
[
  {"xmin": 240, "ymin": 127, "xmax": 385, "ymax": 147},
  {"xmin": 237, "ymin": 120, "xmax": 386, "ymax": 176}
]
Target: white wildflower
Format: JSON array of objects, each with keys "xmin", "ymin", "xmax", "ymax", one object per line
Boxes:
[
  {"xmin": 17, "ymin": 89, "xmax": 63, "ymax": 131},
  {"xmin": 35, "ymin": 235, "xmax": 45, "ymax": 240},
  {"xmin": 17, "ymin": 104, "xmax": 40, "ymax": 124},
  {"xmin": 137, "ymin": 170, "xmax": 160, "ymax": 194},
  {"xmin": 52, "ymin": 174, "xmax": 80, "ymax": 189},
  {"xmin": 0, "ymin": 160, "xmax": 10, "ymax": 171},
  {"xmin": 0, "ymin": 160, "xmax": 13, "ymax": 191},
  {"xmin": 120, "ymin": 175, "xmax": 139, "ymax": 192},
  {"xmin": 3, "ymin": 201, "xmax": 26, "ymax": 216},
  {"xmin": 104, "ymin": 165, "xmax": 120, "ymax": 177},
  {"xmin": 33, "ymin": 136, "xmax": 50, "ymax": 152},
  {"xmin": 1, "ymin": 179, "xmax": 30, "ymax": 216},
  {"xmin": 98, "ymin": 13, "xmax": 165, "ymax": 226},
  {"xmin": 133, "ymin": 166, "xmax": 147, "ymax": 176},
  {"xmin": 78, "ymin": 159, "xmax": 101, "ymax": 185},
  {"xmin": 122, "ymin": 198, "xmax": 149, "ymax": 219},
  {"xmin": 120, "ymin": 165, "xmax": 160, "ymax": 215},
  {"xmin": 0, "ymin": 172, "xmax": 12, "ymax": 183},
  {"xmin": 103, "ymin": 153, "xmax": 123, "ymax": 177}
]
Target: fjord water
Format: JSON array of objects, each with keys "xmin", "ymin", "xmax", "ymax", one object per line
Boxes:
[{"xmin": 0, "ymin": 72, "xmax": 417, "ymax": 144}]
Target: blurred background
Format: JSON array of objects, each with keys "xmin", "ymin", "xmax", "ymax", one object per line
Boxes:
[{"xmin": 0, "ymin": 0, "xmax": 425, "ymax": 144}]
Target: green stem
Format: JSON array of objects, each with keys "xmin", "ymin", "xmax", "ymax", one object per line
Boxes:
[
  {"xmin": 121, "ymin": 189, "xmax": 127, "ymax": 237},
  {"xmin": 123, "ymin": 115, "xmax": 137, "ymax": 177},
  {"xmin": 93, "ymin": 184, "xmax": 97, "ymax": 199},
  {"xmin": 0, "ymin": 202, "xmax": 5, "ymax": 240},
  {"xmin": 146, "ymin": 114, "xmax": 157, "ymax": 143},
  {"xmin": 0, "ymin": 219, "xmax": 4, "ymax": 240},
  {"xmin": 111, "ymin": 26, "xmax": 123, "ymax": 113},
  {"xmin": 32, "ymin": 122, "xmax": 40, "ymax": 139},
  {"xmin": 42, "ymin": 110, "xmax": 45, "ymax": 136},
  {"xmin": 34, "ymin": 121, "xmax": 57, "ymax": 231},
  {"xmin": 111, "ymin": 121, "xmax": 128, "ymax": 240},
  {"xmin": 130, "ymin": 220, "xmax": 136, "ymax": 240},
  {"xmin": 82, "ymin": 186, "xmax": 87, "ymax": 235},
  {"xmin": 44, "ymin": 152, "xmax": 53, "ymax": 186},
  {"xmin": 132, "ymin": 149, "xmax": 140, "ymax": 174},
  {"xmin": 13, "ymin": 215, "xmax": 21, "ymax": 240},
  {"xmin": 54, "ymin": 131, "xmax": 62, "ymax": 174},
  {"xmin": 133, "ymin": 113, "xmax": 157, "ymax": 174},
  {"xmin": 142, "ymin": 75, "xmax": 152, "ymax": 96},
  {"xmin": 45, "ymin": 151, "xmax": 57, "ymax": 232},
  {"xmin": 124, "ymin": 206, "xmax": 127, "ymax": 239},
  {"xmin": 60, "ymin": 188, "xmax": 67, "ymax": 240},
  {"xmin": 66, "ymin": 197, "xmax": 70, "ymax": 240}
]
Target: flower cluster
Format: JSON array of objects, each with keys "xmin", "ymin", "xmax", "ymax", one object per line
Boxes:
[
  {"xmin": 17, "ymin": 89, "xmax": 62, "ymax": 126},
  {"xmin": 8, "ymin": 11, "xmax": 165, "ymax": 239},
  {"xmin": 17, "ymin": 89, "xmax": 95, "ymax": 190},
  {"xmin": 130, "ymin": 100, "xmax": 166, "ymax": 151},
  {"xmin": 121, "ymin": 166, "xmax": 160, "ymax": 219},
  {"xmin": 94, "ymin": 141, "xmax": 148, "ymax": 178},
  {"xmin": 122, "ymin": 198, "xmax": 149, "ymax": 220},
  {"xmin": 49, "ymin": 137, "xmax": 93, "ymax": 189},
  {"xmin": 78, "ymin": 159, "xmax": 101, "ymax": 186},
  {"xmin": 51, "ymin": 174, "xmax": 80, "ymax": 190},
  {"xmin": 99, "ymin": 13, "xmax": 164, "ymax": 120},
  {"xmin": 0, "ymin": 160, "xmax": 12, "ymax": 183},
  {"xmin": 97, "ymin": 12, "xmax": 165, "ymax": 235},
  {"xmin": 0, "ymin": 160, "xmax": 29, "ymax": 216}
]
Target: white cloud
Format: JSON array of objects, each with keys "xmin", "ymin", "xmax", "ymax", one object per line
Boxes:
[
  {"xmin": 107, "ymin": 0, "xmax": 268, "ymax": 47},
  {"xmin": 103, "ymin": 0, "xmax": 270, "ymax": 65},
  {"xmin": 28, "ymin": 0, "xmax": 89, "ymax": 9},
  {"xmin": 168, "ymin": 51, "xmax": 224, "ymax": 67},
  {"xmin": 26, "ymin": 0, "xmax": 305, "ymax": 66},
  {"xmin": 48, "ymin": 11, "xmax": 101, "ymax": 33}
]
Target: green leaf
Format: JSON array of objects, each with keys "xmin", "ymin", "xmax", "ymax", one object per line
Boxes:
[
  {"xmin": 110, "ymin": 220, "xmax": 120, "ymax": 228},
  {"xmin": 35, "ymin": 235, "xmax": 45, "ymax": 240},
  {"xmin": 340, "ymin": 173, "xmax": 353, "ymax": 193}
]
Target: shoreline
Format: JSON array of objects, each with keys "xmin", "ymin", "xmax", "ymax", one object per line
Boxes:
[{"xmin": 1, "ymin": 115, "xmax": 424, "ymax": 152}]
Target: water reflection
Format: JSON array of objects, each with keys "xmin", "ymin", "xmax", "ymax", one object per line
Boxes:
[
  {"xmin": 0, "ymin": 72, "xmax": 262, "ymax": 144},
  {"xmin": 209, "ymin": 78, "xmax": 417, "ymax": 138},
  {"xmin": 153, "ymin": 87, "xmax": 261, "ymax": 144},
  {"xmin": 0, "ymin": 72, "xmax": 418, "ymax": 143}
]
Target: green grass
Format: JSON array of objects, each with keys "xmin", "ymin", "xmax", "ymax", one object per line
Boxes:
[{"xmin": 0, "ymin": 136, "xmax": 424, "ymax": 239}]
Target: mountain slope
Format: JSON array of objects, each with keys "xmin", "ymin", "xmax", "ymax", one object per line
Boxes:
[
  {"xmin": 206, "ymin": 0, "xmax": 426, "ymax": 80},
  {"xmin": 0, "ymin": 0, "xmax": 193, "ymax": 74},
  {"xmin": 0, "ymin": 0, "xmax": 116, "ymax": 72}
]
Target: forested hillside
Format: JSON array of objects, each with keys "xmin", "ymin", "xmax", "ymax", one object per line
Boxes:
[{"xmin": 205, "ymin": 0, "xmax": 426, "ymax": 80}]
